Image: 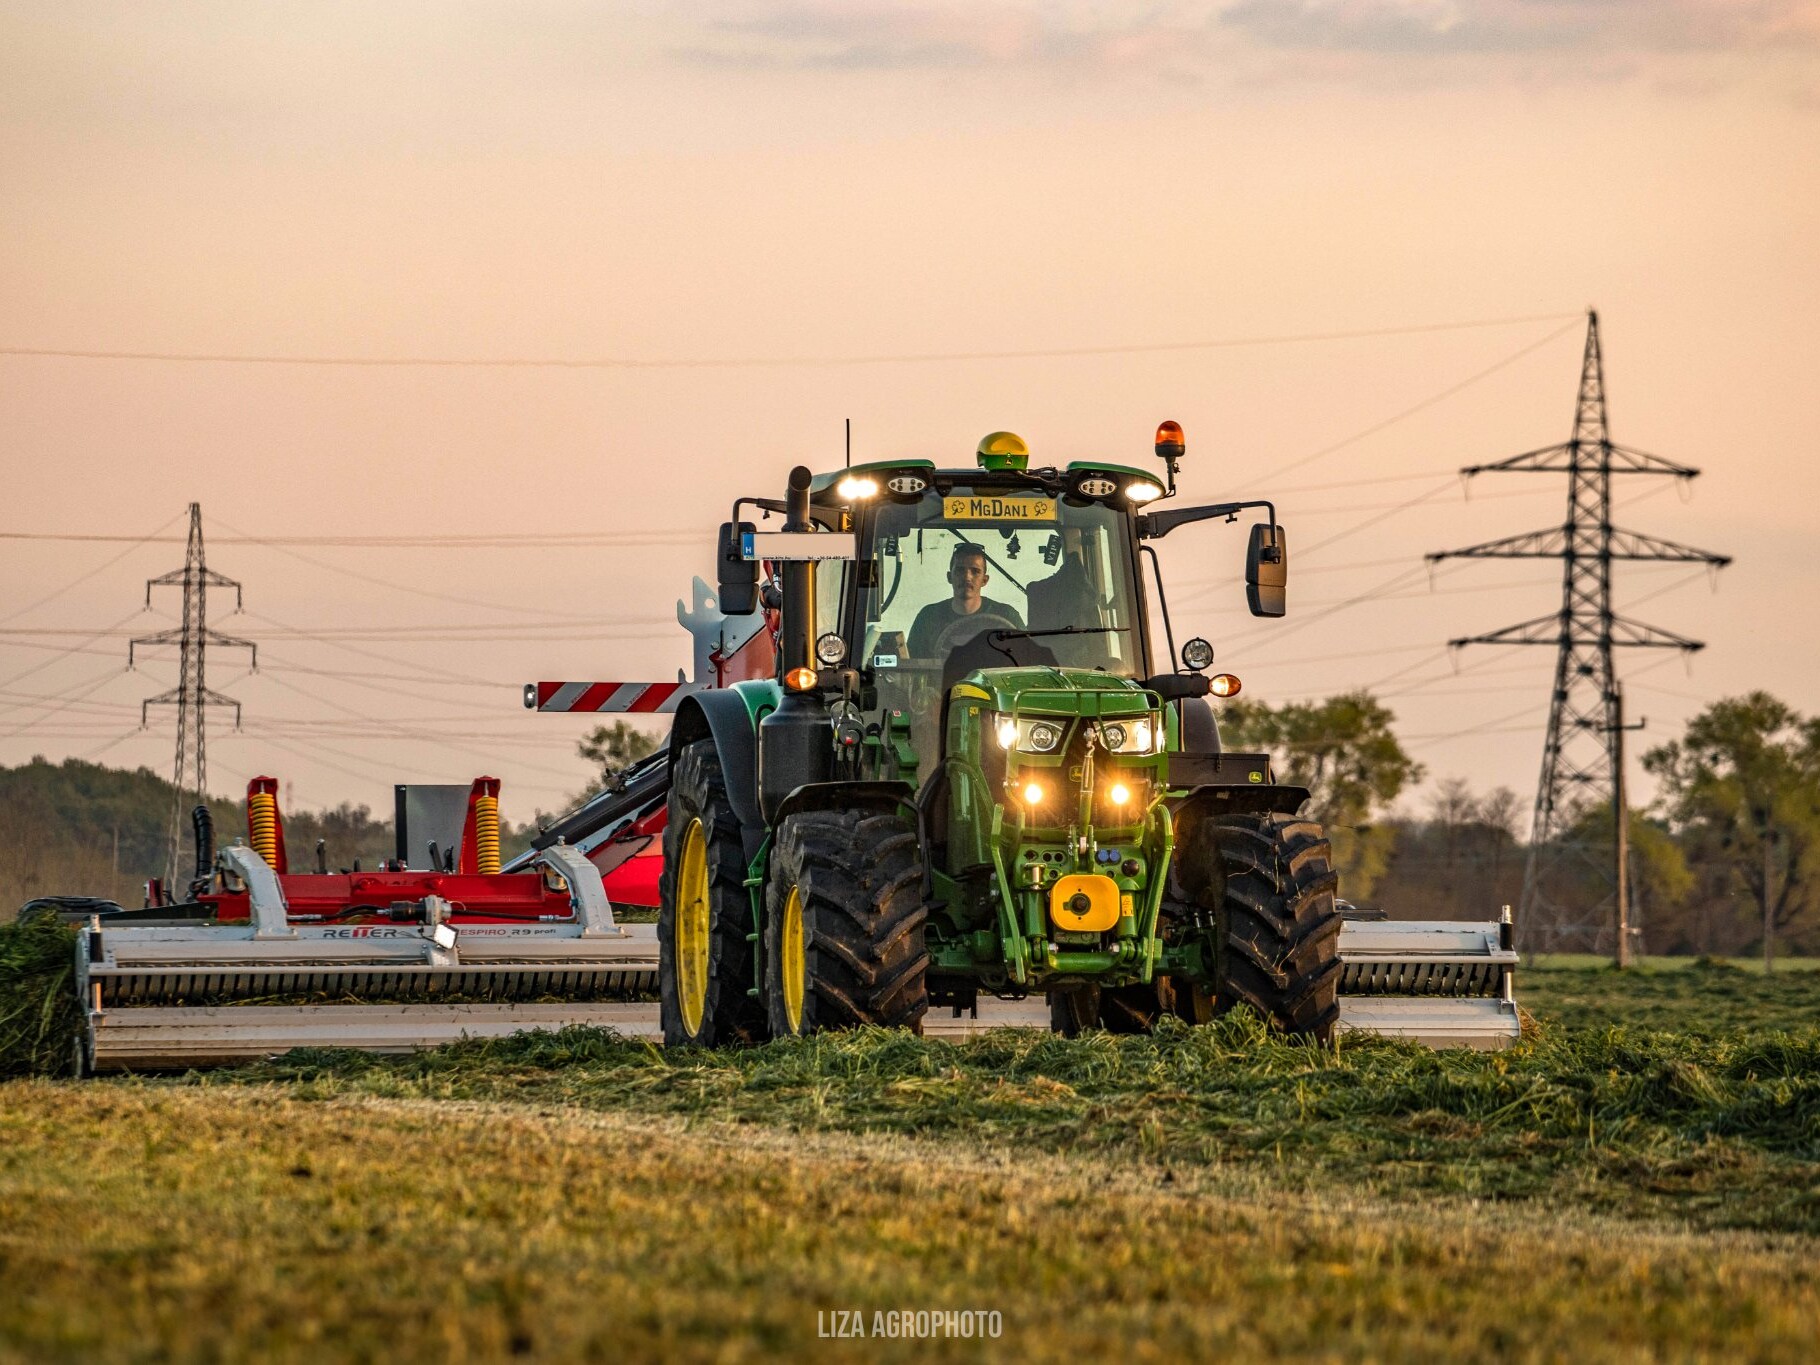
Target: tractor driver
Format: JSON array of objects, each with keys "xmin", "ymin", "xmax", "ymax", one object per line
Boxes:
[{"xmin": 906, "ymin": 542, "xmax": 1025, "ymax": 658}]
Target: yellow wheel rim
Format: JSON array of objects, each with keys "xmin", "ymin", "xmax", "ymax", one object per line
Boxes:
[
  {"xmin": 781, "ymin": 884, "xmax": 807, "ymax": 1034},
  {"xmin": 675, "ymin": 818, "xmax": 710, "ymax": 1036}
]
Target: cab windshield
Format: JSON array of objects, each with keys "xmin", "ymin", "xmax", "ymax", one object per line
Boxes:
[{"xmin": 850, "ymin": 485, "xmax": 1144, "ymax": 678}]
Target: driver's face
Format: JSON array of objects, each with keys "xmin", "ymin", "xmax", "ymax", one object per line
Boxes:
[{"xmin": 949, "ymin": 554, "xmax": 988, "ymax": 609}]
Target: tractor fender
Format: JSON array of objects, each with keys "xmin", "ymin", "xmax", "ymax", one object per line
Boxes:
[
  {"xmin": 773, "ymin": 780, "xmax": 918, "ymax": 825},
  {"xmin": 1170, "ymin": 783, "xmax": 1312, "ymax": 820},
  {"xmin": 670, "ymin": 685, "xmax": 775, "ymax": 861}
]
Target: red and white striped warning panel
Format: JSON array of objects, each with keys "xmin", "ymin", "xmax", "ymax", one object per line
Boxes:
[{"xmin": 523, "ymin": 682, "xmax": 702, "ymax": 713}]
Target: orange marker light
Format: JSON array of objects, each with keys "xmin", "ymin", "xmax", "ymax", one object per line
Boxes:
[
  {"xmin": 785, "ymin": 666, "xmax": 819, "ymax": 692},
  {"xmin": 1155, "ymin": 420, "xmax": 1185, "ymax": 459},
  {"xmin": 1109, "ymin": 783, "xmax": 1131, "ymax": 806},
  {"xmin": 1210, "ymin": 673, "xmax": 1242, "ymax": 698},
  {"xmin": 1022, "ymin": 782, "xmax": 1045, "ymax": 806}
]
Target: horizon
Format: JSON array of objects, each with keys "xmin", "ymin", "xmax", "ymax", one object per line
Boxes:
[{"xmin": 3, "ymin": 2, "xmax": 1817, "ymax": 825}]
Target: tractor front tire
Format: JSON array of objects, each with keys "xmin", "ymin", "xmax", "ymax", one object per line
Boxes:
[
  {"xmin": 1176, "ymin": 811, "xmax": 1343, "ymax": 1042},
  {"xmin": 764, "ymin": 809, "xmax": 928, "ymax": 1036},
  {"xmin": 659, "ymin": 739, "xmax": 764, "ymax": 1047}
]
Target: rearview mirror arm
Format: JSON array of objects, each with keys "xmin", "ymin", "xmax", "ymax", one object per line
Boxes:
[{"xmin": 1137, "ymin": 498, "xmax": 1278, "ymax": 543}]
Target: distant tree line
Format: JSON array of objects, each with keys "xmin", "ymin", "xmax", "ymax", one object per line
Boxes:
[
  {"xmin": 8, "ymin": 698, "xmax": 1813, "ymax": 960},
  {"xmin": 0, "ymin": 758, "xmax": 531, "ymax": 915},
  {"xmin": 1228, "ymin": 688, "xmax": 1820, "ymax": 960}
]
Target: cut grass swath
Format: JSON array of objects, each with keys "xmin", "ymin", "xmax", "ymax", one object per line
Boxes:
[{"xmin": 0, "ymin": 915, "xmax": 81, "ymax": 1078}]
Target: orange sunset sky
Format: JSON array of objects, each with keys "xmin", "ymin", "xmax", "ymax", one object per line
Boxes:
[{"xmin": 2, "ymin": 2, "xmax": 1817, "ymax": 823}]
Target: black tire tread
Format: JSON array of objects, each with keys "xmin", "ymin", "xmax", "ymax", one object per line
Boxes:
[
  {"xmin": 658, "ymin": 739, "xmax": 764, "ymax": 1046},
  {"xmin": 1175, "ymin": 810, "xmax": 1342, "ymax": 1041},
  {"xmin": 765, "ymin": 809, "xmax": 928, "ymax": 1034}
]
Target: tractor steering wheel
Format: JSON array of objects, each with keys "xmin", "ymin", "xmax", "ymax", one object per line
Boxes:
[{"xmin": 931, "ymin": 611, "xmax": 1024, "ymax": 662}]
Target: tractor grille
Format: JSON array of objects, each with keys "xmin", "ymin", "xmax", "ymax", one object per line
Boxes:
[{"xmin": 981, "ymin": 724, "xmax": 1149, "ymax": 829}]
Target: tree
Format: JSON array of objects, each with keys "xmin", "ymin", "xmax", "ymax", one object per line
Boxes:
[
  {"xmin": 577, "ymin": 720, "xmax": 662, "ymax": 789},
  {"xmin": 1643, "ymin": 693, "xmax": 1820, "ymax": 969},
  {"xmin": 1429, "ymin": 777, "xmax": 1477, "ymax": 873},
  {"xmin": 1559, "ymin": 804, "xmax": 1694, "ymax": 951},
  {"xmin": 1220, "ymin": 690, "xmax": 1425, "ymax": 900}
]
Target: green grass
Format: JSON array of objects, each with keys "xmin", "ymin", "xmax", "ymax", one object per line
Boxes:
[
  {"xmin": 0, "ymin": 915, "xmax": 80, "ymax": 1078},
  {"xmin": 204, "ymin": 1011, "xmax": 1820, "ymax": 1235},
  {"xmin": 1530, "ymin": 954, "xmax": 1820, "ymax": 973},
  {"xmin": 1522, "ymin": 957, "xmax": 1820, "ymax": 1033},
  {"xmin": 5, "ymin": 958, "xmax": 1820, "ymax": 1358},
  {"xmin": 4, "ymin": 1082, "xmax": 1818, "ymax": 1363}
]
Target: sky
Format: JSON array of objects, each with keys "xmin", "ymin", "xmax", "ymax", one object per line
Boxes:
[{"xmin": 1, "ymin": 0, "xmax": 1817, "ymax": 833}]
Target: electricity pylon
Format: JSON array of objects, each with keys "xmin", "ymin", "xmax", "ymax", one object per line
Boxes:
[
  {"xmin": 1429, "ymin": 311, "xmax": 1729, "ymax": 958},
  {"xmin": 131, "ymin": 504, "xmax": 256, "ymax": 887}
]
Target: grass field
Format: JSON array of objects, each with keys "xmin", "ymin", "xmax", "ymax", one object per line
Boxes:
[
  {"xmin": 1522, "ymin": 957, "xmax": 1820, "ymax": 1033},
  {"xmin": 3, "ymin": 960, "xmax": 1819, "ymax": 1361}
]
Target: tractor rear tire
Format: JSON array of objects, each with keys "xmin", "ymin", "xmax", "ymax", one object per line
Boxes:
[
  {"xmin": 1176, "ymin": 811, "xmax": 1343, "ymax": 1042},
  {"xmin": 764, "ymin": 808, "xmax": 928, "ymax": 1036},
  {"xmin": 659, "ymin": 739, "xmax": 764, "ymax": 1047}
]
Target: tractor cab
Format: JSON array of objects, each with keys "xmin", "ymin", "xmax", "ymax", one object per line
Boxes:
[{"xmin": 815, "ymin": 450, "xmax": 1159, "ymax": 774}]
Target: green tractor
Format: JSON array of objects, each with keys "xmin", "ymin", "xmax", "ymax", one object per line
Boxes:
[{"xmin": 658, "ymin": 423, "xmax": 1341, "ymax": 1045}]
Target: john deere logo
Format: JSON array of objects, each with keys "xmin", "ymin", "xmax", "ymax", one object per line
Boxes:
[{"xmin": 1248, "ymin": 770, "xmax": 1263, "ymax": 783}]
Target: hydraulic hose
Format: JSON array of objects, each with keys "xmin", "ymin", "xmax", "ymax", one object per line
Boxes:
[{"xmin": 191, "ymin": 804, "xmax": 214, "ymax": 880}]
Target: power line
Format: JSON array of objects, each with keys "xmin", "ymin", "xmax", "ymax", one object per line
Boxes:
[
  {"xmin": 0, "ymin": 529, "xmax": 703, "ymax": 548},
  {"xmin": 240, "ymin": 609, "xmax": 511, "ymax": 688},
  {"xmin": 131, "ymin": 504, "xmax": 256, "ymax": 884},
  {"xmin": 255, "ymin": 670, "xmax": 584, "ymax": 783},
  {"xmin": 206, "ymin": 514, "xmax": 617, "ymax": 622},
  {"xmin": 1227, "ymin": 317, "xmax": 1585, "ymax": 492},
  {"xmin": 0, "ymin": 608, "xmax": 149, "ymax": 700},
  {"xmin": 1430, "ymin": 311, "xmax": 1730, "ymax": 961},
  {"xmin": 0, "ymin": 312, "xmax": 1580, "ymax": 371},
  {"xmin": 0, "ymin": 511, "xmax": 186, "ymax": 625}
]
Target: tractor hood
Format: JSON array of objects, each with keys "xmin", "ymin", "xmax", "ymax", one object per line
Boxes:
[{"xmin": 949, "ymin": 666, "xmax": 1160, "ymax": 720}]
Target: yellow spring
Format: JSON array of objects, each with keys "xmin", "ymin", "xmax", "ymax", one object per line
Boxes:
[
  {"xmin": 248, "ymin": 790, "xmax": 280, "ymax": 868},
  {"xmin": 474, "ymin": 793, "xmax": 501, "ymax": 875}
]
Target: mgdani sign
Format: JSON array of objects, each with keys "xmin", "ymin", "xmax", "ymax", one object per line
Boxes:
[{"xmin": 941, "ymin": 495, "xmax": 1057, "ymax": 523}]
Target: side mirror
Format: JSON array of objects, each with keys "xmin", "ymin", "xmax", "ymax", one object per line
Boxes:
[
  {"xmin": 717, "ymin": 521, "xmax": 759, "ymax": 616},
  {"xmin": 1245, "ymin": 523, "xmax": 1287, "ymax": 618}
]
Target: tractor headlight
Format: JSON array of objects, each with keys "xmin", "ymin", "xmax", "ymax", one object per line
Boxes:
[
  {"xmin": 837, "ymin": 475, "xmax": 879, "ymax": 500},
  {"xmin": 992, "ymin": 715, "xmax": 1065, "ymax": 753},
  {"xmin": 1099, "ymin": 716, "xmax": 1161, "ymax": 753},
  {"xmin": 1124, "ymin": 479, "xmax": 1164, "ymax": 505}
]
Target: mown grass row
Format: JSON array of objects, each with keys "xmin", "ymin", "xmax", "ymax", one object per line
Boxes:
[
  {"xmin": 225, "ymin": 1004, "xmax": 1820, "ymax": 1233},
  {"xmin": 1522, "ymin": 957, "xmax": 1820, "ymax": 1033},
  {"xmin": 0, "ymin": 915, "xmax": 81, "ymax": 1078},
  {"xmin": 11, "ymin": 1082, "xmax": 1819, "ymax": 1363},
  {"xmin": 9, "ymin": 911, "xmax": 1819, "ymax": 1231}
]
